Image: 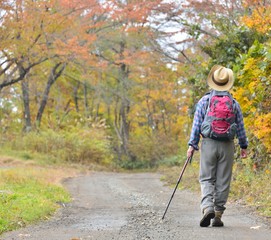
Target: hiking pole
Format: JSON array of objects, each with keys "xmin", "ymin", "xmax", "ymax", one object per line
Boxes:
[{"xmin": 161, "ymin": 154, "xmax": 193, "ymax": 220}]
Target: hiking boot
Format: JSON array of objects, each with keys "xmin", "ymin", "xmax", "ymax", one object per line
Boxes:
[
  {"xmin": 200, "ymin": 207, "xmax": 215, "ymax": 227},
  {"xmin": 212, "ymin": 211, "xmax": 224, "ymax": 227}
]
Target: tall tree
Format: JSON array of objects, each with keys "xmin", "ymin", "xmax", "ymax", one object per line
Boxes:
[{"xmin": 92, "ymin": 0, "xmax": 175, "ymax": 161}]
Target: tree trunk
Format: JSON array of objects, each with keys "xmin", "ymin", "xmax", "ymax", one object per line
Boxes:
[
  {"xmin": 36, "ymin": 62, "xmax": 66, "ymax": 127},
  {"xmin": 83, "ymin": 81, "xmax": 90, "ymax": 118},
  {"xmin": 21, "ymin": 78, "xmax": 32, "ymax": 132},
  {"xmin": 115, "ymin": 62, "xmax": 134, "ymax": 159},
  {"xmin": 109, "ymin": 39, "xmax": 137, "ymax": 162},
  {"xmin": 73, "ymin": 81, "xmax": 80, "ymax": 113},
  {"xmin": 119, "ymin": 100, "xmax": 131, "ymax": 156}
]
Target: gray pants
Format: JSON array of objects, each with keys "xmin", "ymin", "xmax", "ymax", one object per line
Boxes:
[{"xmin": 200, "ymin": 138, "xmax": 234, "ymax": 213}]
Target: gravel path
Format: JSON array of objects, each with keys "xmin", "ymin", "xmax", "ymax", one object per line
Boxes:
[{"xmin": 2, "ymin": 172, "xmax": 270, "ymax": 240}]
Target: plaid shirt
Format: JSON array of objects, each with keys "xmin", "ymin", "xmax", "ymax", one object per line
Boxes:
[{"xmin": 188, "ymin": 92, "xmax": 248, "ymax": 150}]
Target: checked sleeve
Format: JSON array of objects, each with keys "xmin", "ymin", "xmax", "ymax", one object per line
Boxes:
[
  {"xmin": 234, "ymin": 101, "xmax": 248, "ymax": 149},
  {"xmin": 188, "ymin": 95, "xmax": 209, "ymax": 150}
]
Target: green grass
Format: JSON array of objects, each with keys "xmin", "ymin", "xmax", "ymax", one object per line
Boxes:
[{"xmin": 0, "ymin": 168, "xmax": 71, "ymax": 234}]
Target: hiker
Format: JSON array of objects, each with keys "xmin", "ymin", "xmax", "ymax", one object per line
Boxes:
[{"xmin": 187, "ymin": 65, "xmax": 248, "ymax": 227}]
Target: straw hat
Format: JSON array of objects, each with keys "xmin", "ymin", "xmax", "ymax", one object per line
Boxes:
[{"xmin": 207, "ymin": 65, "xmax": 234, "ymax": 91}]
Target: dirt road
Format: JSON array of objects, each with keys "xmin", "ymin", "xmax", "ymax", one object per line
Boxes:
[{"xmin": 2, "ymin": 172, "xmax": 270, "ymax": 240}]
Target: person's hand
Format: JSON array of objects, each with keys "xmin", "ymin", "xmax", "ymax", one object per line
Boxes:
[
  {"xmin": 241, "ymin": 148, "xmax": 248, "ymax": 158},
  {"xmin": 187, "ymin": 146, "xmax": 195, "ymax": 159}
]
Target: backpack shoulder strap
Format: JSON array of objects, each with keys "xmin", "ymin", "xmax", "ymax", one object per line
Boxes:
[
  {"xmin": 224, "ymin": 92, "xmax": 237, "ymax": 116},
  {"xmin": 204, "ymin": 90, "xmax": 213, "ymax": 111}
]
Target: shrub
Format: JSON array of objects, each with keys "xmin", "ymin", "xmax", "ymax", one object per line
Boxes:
[
  {"xmin": 126, "ymin": 132, "xmax": 181, "ymax": 169},
  {"xmin": 4, "ymin": 127, "xmax": 113, "ymax": 165}
]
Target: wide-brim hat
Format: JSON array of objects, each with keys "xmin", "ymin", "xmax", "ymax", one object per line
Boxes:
[{"xmin": 207, "ymin": 65, "xmax": 234, "ymax": 91}]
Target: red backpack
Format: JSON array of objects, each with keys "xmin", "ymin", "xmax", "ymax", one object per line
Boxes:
[{"xmin": 201, "ymin": 91, "xmax": 237, "ymax": 140}]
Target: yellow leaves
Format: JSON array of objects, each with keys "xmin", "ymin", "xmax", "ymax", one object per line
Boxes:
[
  {"xmin": 242, "ymin": 5, "xmax": 271, "ymax": 34},
  {"xmin": 254, "ymin": 113, "xmax": 271, "ymax": 152},
  {"xmin": 254, "ymin": 113, "xmax": 271, "ymax": 135},
  {"xmin": 232, "ymin": 88, "xmax": 251, "ymax": 113},
  {"xmin": 243, "ymin": 58, "xmax": 257, "ymax": 72},
  {"xmin": 248, "ymin": 81, "xmax": 257, "ymax": 93},
  {"xmin": 234, "ymin": 68, "xmax": 271, "ymax": 153},
  {"xmin": 233, "ymin": 40, "xmax": 271, "ymax": 153}
]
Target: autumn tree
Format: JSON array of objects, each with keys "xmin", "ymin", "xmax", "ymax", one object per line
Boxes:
[
  {"xmin": 90, "ymin": 0, "xmax": 178, "ymax": 162},
  {"xmin": 0, "ymin": 0, "xmax": 105, "ymax": 130},
  {"xmin": 231, "ymin": 0, "xmax": 271, "ymax": 161},
  {"xmin": 164, "ymin": 0, "xmax": 271, "ymax": 164}
]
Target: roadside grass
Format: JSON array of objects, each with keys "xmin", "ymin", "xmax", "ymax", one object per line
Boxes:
[
  {"xmin": 0, "ymin": 127, "xmax": 119, "ymax": 235},
  {"xmin": 0, "ymin": 126, "xmax": 117, "ymax": 234},
  {"xmin": 0, "ymin": 165, "xmax": 74, "ymax": 234},
  {"xmin": 158, "ymin": 152, "xmax": 200, "ymax": 192},
  {"xmin": 159, "ymin": 154, "xmax": 271, "ymax": 219},
  {"xmin": 0, "ymin": 127, "xmax": 114, "ymax": 235},
  {"xmin": 231, "ymin": 158, "xmax": 271, "ymax": 217}
]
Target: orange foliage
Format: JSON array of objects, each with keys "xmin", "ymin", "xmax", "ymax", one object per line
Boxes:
[
  {"xmin": 242, "ymin": 1, "xmax": 271, "ymax": 33},
  {"xmin": 232, "ymin": 40, "xmax": 271, "ymax": 153},
  {"xmin": 242, "ymin": 8, "xmax": 271, "ymax": 33},
  {"xmin": 254, "ymin": 113, "xmax": 271, "ymax": 152},
  {"xmin": 2, "ymin": 0, "xmax": 101, "ymax": 63}
]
